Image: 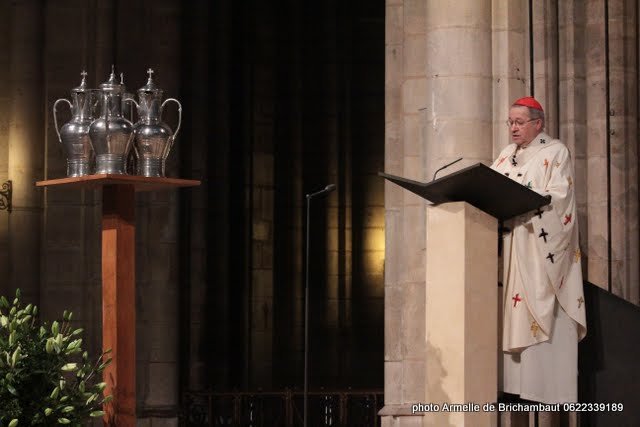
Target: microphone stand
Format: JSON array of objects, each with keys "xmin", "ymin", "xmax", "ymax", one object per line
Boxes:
[
  {"xmin": 303, "ymin": 184, "xmax": 335, "ymax": 427},
  {"xmin": 432, "ymin": 157, "xmax": 463, "ymax": 181}
]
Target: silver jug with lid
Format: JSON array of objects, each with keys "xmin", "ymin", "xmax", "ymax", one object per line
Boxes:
[
  {"xmin": 89, "ymin": 66, "xmax": 134, "ymax": 174},
  {"xmin": 52, "ymin": 71, "xmax": 96, "ymax": 177},
  {"xmin": 124, "ymin": 68, "xmax": 182, "ymax": 177}
]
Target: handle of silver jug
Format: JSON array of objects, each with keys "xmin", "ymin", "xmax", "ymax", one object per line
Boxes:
[
  {"xmin": 122, "ymin": 97, "xmax": 139, "ymax": 122},
  {"xmin": 161, "ymin": 98, "xmax": 182, "ymax": 160},
  {"xmin": 52, "ymin": 98, "xmax": 73, "ymax": 144}
]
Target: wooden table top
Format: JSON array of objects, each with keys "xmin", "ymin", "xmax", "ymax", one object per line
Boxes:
[{"xmin": 36, "ymin": 174, "xmax": 201, "ymax": 192}]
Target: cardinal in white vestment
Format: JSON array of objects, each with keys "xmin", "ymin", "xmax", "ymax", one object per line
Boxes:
[{"xmin": 491, "ymin": 97, "xmax": 587, "ymax": 404}]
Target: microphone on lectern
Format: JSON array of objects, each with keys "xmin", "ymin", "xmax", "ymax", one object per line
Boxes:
[
  {"xmin": 306, "ymin": 184, "xmax": 337, "ymax": 199},
  {"xmin": 432, "ymin": 157, "xmax": 463, "ymax": 181}
]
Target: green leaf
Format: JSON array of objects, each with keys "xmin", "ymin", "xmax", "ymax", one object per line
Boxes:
[
  {"xmin": 61, "ymin": 406, "xmax": 74, "ymax": 413},
  {"xmin": 0, "ymin": 315, "xmax": 8, "ymax": 327},
  {"xmin": 95, "ymin": 382, "xmax": 107, "ymax": 392},
  {"xmin": 90, "ymin": 411, "xmax": 105, "ymax": 418},
  {"xmin": 8, "ymin": 419, "xmax": 18, "ymax": 427},
  {"xmin": 66, "ymin": 338, "xmax": 82, "ymax": 351},
  {"xmin": 7, "ymin": 384, "xmax": 17, "ymax": 396},
  {"xmin": 57, "ymin": 418, "xmax": 70, "ymax": 425},
  {"xmin": 50, "ymin": 386, "xmax": 60, "ymax": 399},
  {"xmin": 44, "ymin": 408, "xmax": 53, "ymax": 416},
  {"xmin": 15, "ymin": 288, "xmax": 21, "ymax": 299},
  {"xmin": 86, "ymin": 393, "xmax": 98, "ymax": 405},
  {"xmin": 11, "ymin": 346, "xmax": 20, "ymax": 367},
  {"xmin": 63, "ymin": 310, "xmax": 69, "ymax": 321},
  {"xmin": 24, "ymin": 303, "xmax": 32, "ymax": 314},
  {"xmin": 0, "ymin": 296, "xmax": 9, "ymax": 308}
]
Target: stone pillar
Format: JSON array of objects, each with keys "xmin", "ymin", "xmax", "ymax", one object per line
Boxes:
[
  {"xmin": 381, "ymin": 0, "xmax": 427, "ymax": 425},
  {"xmin": 184, "ymin": 0, "xmax": 215, "ymax": 393},
  {"xmin": 250, "ymin": 0, "xmax": 276, "ymax": 386},
  {"xmin": 607, "ymin": 0, "xmax": 639, "ymax": 302},
  {"xmin": 531, "ymin": 0, "xmax": 560, "ymax": 136},
  {"xmin": 7, "ymin": 0, "xmax": 44, "ymax": 304},
  {"xmin": 585, "ymin": 0, "xmax": 609, "ymax": 289},
  {"xmin": 382, "ymin": 0, "xmax": 494, "ymax": 426},
  {"xmin": 424, "ymin": 0, "xmax": 493, "ymax": 179},
  {"xmin": 558, "ymin": 0, "xmax": 588, "ymax": 279},
  {"xmin": 491, "ymin": 0, "xmax": 529, "ymax": 156}
]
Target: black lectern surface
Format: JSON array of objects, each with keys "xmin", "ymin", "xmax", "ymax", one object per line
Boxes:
[{"xmin": 380, "ymin": 163, "xmax": 551, "ymax": 221}]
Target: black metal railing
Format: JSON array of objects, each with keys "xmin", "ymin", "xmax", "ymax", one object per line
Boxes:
[{"xmin": 182, "ymin": 389, "xmax": 384, "ymax": 427}]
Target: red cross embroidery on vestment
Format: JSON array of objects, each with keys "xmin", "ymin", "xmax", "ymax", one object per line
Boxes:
[
  {"xmin": 564, "ymin": 213, "xmax": 572, "ymax": 225},
  {"xmin": 512, "ymin": 293, "xmax": 522, "ymax": 307}
]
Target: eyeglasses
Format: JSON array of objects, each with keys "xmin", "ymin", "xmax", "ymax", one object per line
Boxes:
[{"xmin": 506, "ymin": 118, "xmax": 538, "ymax": 128}]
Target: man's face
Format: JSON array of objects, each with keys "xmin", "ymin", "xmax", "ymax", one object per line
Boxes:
[{"xmin": 508, "ymin": 106, "xmax": 543, "ymax": 146}]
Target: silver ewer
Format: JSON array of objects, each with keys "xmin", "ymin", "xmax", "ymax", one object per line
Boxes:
[
  {"xmin": 89, "ymin": 66, "xmax": 134, "ymax": 175},
  {"xmin": 52, "ymin": 71, "xmax": 96, "ymax": 177},
  {"xmin": 124, "ymin": 68, "xmax": 182, "ymax": 177}
]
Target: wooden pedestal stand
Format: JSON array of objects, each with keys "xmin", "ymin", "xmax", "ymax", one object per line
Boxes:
[{"xmin": 36, "ymin": 174, "xmax": 200, "ymax": 426}]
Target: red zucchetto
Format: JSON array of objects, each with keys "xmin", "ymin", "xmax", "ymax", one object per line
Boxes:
[{"xmin": 512, "ymin": 96, "xmax": 544, "ymax": 112}]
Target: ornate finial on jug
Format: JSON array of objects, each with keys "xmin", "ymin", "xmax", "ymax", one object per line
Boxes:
[
  {"xmin": 140, "ymin": 68, "xmax": 159, "ymax": 92},
  {"xmin": 108, "ymin": 65, "xmax": 117, "ymax": 83}
]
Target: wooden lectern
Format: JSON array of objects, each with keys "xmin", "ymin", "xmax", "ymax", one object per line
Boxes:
[
  {"xmin": 380, "ymin": 164, "xmax": 549, "ymax": 426},
  {"xmin": 36, "ymin": 174, "xmax": 200, "ymax": 427}
]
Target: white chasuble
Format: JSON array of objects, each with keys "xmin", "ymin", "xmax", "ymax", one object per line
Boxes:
[{"xmin": 491, "ymin": 133, "xmax": 587, "ymax": 403}]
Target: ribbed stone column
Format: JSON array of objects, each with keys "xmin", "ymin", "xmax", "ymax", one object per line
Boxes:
[
  {"xmin": 491, "ymin": 0, "xmax": 528, "ymax": 155},
  {"xmin": 382, "ymin": 0, "xmax": 426, "ymax": 425},
  {"xmin": 531, "ymin": 0, "xmax": 560, "ymax": 136},
  {"xmin": 558, "ymin": 0, "xmax": 588, "ymax": 279},
  {"xmin": 585, "ymin": 0, "xmax": 609, "ymax": 289},
  {"xmin": 7, "ymin": 0, "xmax": 44, "ymax": 305},
  {"xmin": 607, "ymin": 0, "xmax": 638, "ymax": 302}
]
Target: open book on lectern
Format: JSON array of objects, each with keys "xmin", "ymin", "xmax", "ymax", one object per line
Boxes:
[{"xmin": 379, "ymin": 163, "xmax": 551, "ymax": 222}]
